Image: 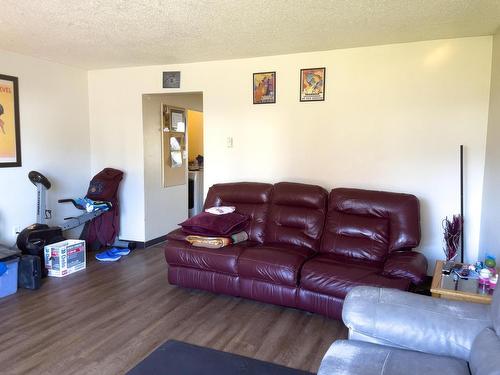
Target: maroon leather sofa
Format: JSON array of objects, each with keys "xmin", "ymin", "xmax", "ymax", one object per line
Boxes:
[{"xmin": 164, "ymin": 182, "xmax": 427, "ymax": 319}]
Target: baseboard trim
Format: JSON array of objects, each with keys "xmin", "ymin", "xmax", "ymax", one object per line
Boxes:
[
  {"xmin": 145, "ymin": 234, "xmax": 169, "ymax": 248},
  {"xmin": 125, "ymin": 234, "xmax": 169, "ymax": 249}
]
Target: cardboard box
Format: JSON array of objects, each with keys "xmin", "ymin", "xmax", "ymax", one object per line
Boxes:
[{"xmin": 44, "ymin": 240, "xmax": 86, "ymax": 277}]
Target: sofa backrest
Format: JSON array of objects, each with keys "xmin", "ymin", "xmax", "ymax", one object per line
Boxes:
[
  {"xmin": 264, "ymin": 182, "xmax": 328, "ymax": 250},
  {"xmin": 204, "ymin": 182, "xmax": 273, "ymax": 243},
  {"xmin": 320, "ymin": 188, "xmax": 420, "ymax": 263}
]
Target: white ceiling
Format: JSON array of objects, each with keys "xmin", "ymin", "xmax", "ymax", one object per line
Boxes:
[{"xmin": 1, "ymin": 0, "xmax": 500, "ymax": 70}]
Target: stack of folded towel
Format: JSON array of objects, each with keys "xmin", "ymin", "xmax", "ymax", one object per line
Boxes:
[{"xmin": 179, "ymin": 206, "xmax": 249, "ymax": 248}]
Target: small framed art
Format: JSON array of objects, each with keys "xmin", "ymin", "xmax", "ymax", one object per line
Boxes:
[
  {"xmin": 300, "ymin": 67, "xmax": 325, "ymax": 102},
  {"xmin": 163, "ymin": 71, "xmax": 181, "ymax": 88},
  {"xmin": 0, "ymin": 74, "xmax": 21, "ymax": 167},
  {"xmin": 253, "ymin": 71, "xmax": 276, "ymax": 104}
]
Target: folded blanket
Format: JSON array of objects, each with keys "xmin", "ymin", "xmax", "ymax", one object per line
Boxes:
[
  {"xmin": 186, "ymin": 231, "xmax": 249, "ymax": 249},
  {"xmin": 186, "ymin": 236, "xmax": 232, "ymax": 249},
  {"xmin": 179, "ymin": 211, "xmax": 249, "ymax": 236}
]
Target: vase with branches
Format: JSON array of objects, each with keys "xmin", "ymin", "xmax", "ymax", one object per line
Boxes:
[{"xmin": 442, "ymin": 214, "xmax": 462, "ymax": 262}]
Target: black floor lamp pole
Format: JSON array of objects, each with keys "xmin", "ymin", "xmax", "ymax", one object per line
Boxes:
[{"xmin": 460, "ymin": 145, "xmax": 464, "ymax": 263}]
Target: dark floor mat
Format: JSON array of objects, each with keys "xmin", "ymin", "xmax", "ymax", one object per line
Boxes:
[{"xmin": 127, "ymin": 340, "xmax": 315, "ymax": 375}]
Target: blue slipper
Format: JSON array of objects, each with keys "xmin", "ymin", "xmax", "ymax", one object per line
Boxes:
[
  {"xmin": 109, "ymin": 247, "xmax": 131, "ymax": 256},
  {"xmin": 95, "ymin": 250, "xmax": 122, "ymax": 262}
]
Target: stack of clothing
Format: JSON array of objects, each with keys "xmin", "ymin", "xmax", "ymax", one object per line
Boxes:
[
  {"xmin": 74, "ymin": 197, "xmax": 111, "ymax": 212},
  {"xmin": 179, "ymin": 206, "xmax": 249, "ymax": 249}
]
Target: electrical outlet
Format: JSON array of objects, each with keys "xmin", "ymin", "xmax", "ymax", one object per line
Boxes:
[
  {"xmin": 227, "ymin": 137, "xmax": 233, "ymax": 148},
  {"xmin": 12, "ymin": 225, "xmax": 21, "ymax": 236}
]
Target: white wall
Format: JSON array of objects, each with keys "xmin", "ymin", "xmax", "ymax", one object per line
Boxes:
[
  {"xmin": 480, "ymin": 30, "xmax": 500, "ymax": 260},
  {"xmin": 143, "ymin": 93, "xmax": 203, "ymax": 241},
  {"xmin": 88, "ymin": 37, "xmax": 492, "ymax": 270},
  {"xmin": 0, "ymin": 49, "xmax": 90, "ymax": 246}
]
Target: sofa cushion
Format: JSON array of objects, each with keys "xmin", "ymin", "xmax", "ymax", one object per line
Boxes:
[
  {"xmin": 321, "ymin": 211, "xmax": 389, "ymax": 262},
  {"xmin": 382, "ymin": 250, "xmax": 428, "ymax": 285},
  {"xmin": 264, "ymin": 182, "xmax": 327, "ymax": 250},
  {"xmin": 164, "ymin": 239, "xmax": 255, "ymax": 275},
  {"xmin": 204, "ymin": 182, "xmax": 273, "ymax": 243},
  {"xmin": 343, "ymin": 287, "xmax": 492, "ymax": 362},
  {"xmin": 318, "ymin": 340, "xmax": 470, "ymax": 375},
  {"xmin": 238, "ymin": 245, "xmax": 315, "ymax": 286},
  {"xmin": 300, "ymin": 254, "xmax": 409, "ymax": 298},
  {"xmin": 321, "ymin": 188, "xmax": 420, "ymax": 261}
]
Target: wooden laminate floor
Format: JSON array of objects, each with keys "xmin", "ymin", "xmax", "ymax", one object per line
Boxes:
[{"xmin": 0, "ymin": 245, "xmax": 347, "ymax": 375}]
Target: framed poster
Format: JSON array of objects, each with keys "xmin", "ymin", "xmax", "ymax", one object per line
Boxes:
[
  {"xmin": 0, "ymin": 74, "xmax": 21, "ymax": 167},
  {"xmin": 300, "ymin": 67, "xmax": 325, "ymax": 102},
  {"xmin": 253, "ymin": 71, "xmax": 276, "ymax": 104}
]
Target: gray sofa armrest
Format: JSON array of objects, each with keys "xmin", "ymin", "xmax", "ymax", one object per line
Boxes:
[{"xmin": 343, "ymin": 286, "xmax": 492, "ymax": 361}]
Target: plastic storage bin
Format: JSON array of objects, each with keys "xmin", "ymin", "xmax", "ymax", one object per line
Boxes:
[{"xmin": 0, "ymin": 257, "xmax": 19, "ymax": 298}]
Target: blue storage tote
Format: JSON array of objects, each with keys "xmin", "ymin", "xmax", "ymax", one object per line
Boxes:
[{"xmin": 0, "ymin": 257, "xmax": 19, "ymax": 298}]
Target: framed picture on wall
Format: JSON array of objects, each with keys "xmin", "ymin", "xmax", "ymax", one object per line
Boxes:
[
  {"xmin": 300, "ymin": 67, "xmax": 325, "ymax": 102},
  {"xmin": 0, "ymin": 74, "xmax": 21, "ymax": 167},
  {"xmin": 253, "ymin": 71, "xmax": 276, "ymax": 104}
]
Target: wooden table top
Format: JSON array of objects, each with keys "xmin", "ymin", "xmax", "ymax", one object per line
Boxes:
[{"xmin": 430, "ymin": 260, "xmax": 495, "ymax": 304}]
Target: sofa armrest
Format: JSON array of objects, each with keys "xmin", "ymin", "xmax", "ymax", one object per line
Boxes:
[
  {"xmin": 165, "ymin": 228, "xmax": 187, "ymax": 242},
  {"xmin": 382, "ymin": 251, "xmax": 427, "ymax": 284},
  {"xmin": 343, "ymin": 286, "xmax": 491, "ymax": 361}
]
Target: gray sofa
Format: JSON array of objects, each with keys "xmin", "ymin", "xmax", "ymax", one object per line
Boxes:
[{"xmin": 318, "ymin": 286, "xmax": 500, "ymax": 375}]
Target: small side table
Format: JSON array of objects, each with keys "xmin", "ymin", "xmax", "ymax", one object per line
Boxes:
[{"xmin": 430, "ymin": 260, "xmax": 494, "ymax": 304}]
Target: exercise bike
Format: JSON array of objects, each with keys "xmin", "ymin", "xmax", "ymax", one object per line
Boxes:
[{"xmin": 17, "ymin": 170, "xmax": 133, "ymax": 275}]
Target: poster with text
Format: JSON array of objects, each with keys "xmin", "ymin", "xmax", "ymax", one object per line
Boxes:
[
  {"xmin": 0, "ymin": 75, "xmax": 21, "ymax": 167},
  {"xmin": 300, "ymin": 68, "xmax": 325, "ymax": 102},
  {"xmin": 253, "ymin": 72, "xmax": 276, "ymax": 104}
]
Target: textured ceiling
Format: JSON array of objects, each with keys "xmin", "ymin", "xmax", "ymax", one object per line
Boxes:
[{"xmin": 1, "ymin": 0, "xmax": 500, "ymax": 69}]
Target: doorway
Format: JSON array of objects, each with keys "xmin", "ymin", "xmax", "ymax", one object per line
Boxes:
[
  {"xmin": 186, "ymin": 110, "xmax": 204, "ymax": 217},
  {"xmin": 142, "ymin": 92, "xmax": 203, "ymax": 243}
]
